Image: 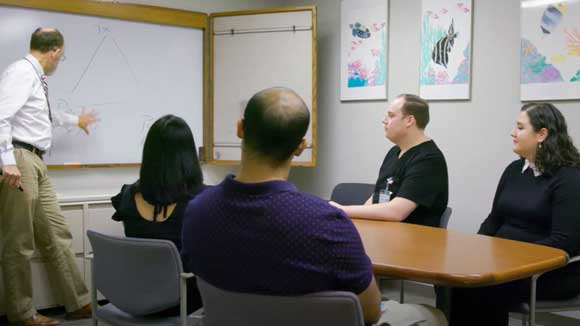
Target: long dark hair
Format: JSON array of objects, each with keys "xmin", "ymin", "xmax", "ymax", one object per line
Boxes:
[
  {"xmin": 522, "ymin": 103, "xmax": 580, "ymax": 175},
  {"xmin": 137, "ymin": 115, "xmax": 203, "ymax": 219}
]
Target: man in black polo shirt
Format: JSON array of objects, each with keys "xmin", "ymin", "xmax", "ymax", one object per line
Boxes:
[{"xmin": 330, "ymin": 94, "xmax": 448, "ymax": 228}]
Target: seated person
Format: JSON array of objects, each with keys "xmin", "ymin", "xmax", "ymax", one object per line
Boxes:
[
  {"xmin": 181, "ymin": 87, "xmax": 446, "ymax": 326},
  {"xmin": 449, "ymin": 103, "xmax": 580, "ymax": 326},
  {"xmin": 111, "ymin": 114, "xmax": 205, "ymax": 314},
  {"xmin": 330, "ymin": 94, "xmax": 448, "ymax": 228}
]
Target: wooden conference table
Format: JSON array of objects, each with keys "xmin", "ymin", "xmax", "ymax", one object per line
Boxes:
[
  {"xmin": 352, "ymin": 218, "xmax": 568, "ymax": 325},
  {"xmin": 352, "ymin": 218, "xmax": 567, "ymax": 287}
]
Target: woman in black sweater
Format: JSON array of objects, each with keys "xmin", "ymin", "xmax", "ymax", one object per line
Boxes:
[{"xmin": 449, "ymin": 103, "xmax": 580, "ymax": 326}]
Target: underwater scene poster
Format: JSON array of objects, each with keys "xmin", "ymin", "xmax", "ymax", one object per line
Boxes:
[
  {"xmin": 420, "ymin": 0, "xmax": 472, "ymax": 100},
  {"xmin": 521, "ymin": 0, "xmax": 580, "ymax": 100},
  {"xmin": 340, "ymin": 0, "xmax": 388, "ymax": 101}
]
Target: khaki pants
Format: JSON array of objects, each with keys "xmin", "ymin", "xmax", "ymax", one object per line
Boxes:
[{"xmin": 0, "ymin": 148, "xmax": 89, "ymax": 322}]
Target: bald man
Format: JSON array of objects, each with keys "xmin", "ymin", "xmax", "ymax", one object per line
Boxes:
[
  {"xmin": 182, "ymin": 87, "xmax": 383, "ymax": 324},
  {"xmin": 0, "ymin": 28, "xmax": 95, "ymax": 325}
]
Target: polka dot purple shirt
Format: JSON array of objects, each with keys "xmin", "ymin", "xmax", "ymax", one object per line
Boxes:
[{"xmin": 182, "ymin": 174, "xmax": 373, "ymax": 296}]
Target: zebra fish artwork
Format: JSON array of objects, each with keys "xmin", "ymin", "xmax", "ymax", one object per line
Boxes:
[{"xmin": 431, "ymin": 19, "xmax": 458, "ymax": 68}]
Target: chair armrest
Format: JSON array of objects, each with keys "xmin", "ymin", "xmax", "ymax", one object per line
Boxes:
[
  {"xmin": 190, "ymin": 307, "xmax": 204, "ymax": 320},
  {"xmin": 530, "ymin": 253, "xmax": 577, "ymax": 279},
  {"xmin": 568, "ymin": 255, "xmax": 580, "ymax": 264},
  {"xmin": 180, "ymin": 272, "xmax": 194, "ymax": 280}
]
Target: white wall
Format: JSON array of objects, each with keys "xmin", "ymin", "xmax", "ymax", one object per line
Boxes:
[
  {"xmin": 48, "ymin": 0, "xmax": 286, "ymax": 199},
  {"xmin": 286, "ymin": 0, "xmax": 580, "ymax": 235},
  {"xmin": 51, "ymin": 0, "xmax": 580, "ymax": 235}
]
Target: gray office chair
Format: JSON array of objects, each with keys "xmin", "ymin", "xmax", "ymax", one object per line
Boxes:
[
  {"xmin": 330, "ymin": 182, "xmax": 375, "ymax": 205},
  {"xmin": 196, "ymin": 277, "xmax": 364, "ymax": 326},
  {"xmin": 86, "ymin": 230, "xmax": 201, "ymax": 326},
  {"xmin": 510, "ymin": 255, "xmax": 580, "ymax": 326},
  {"xmin": 439, "ymin": 207, "xmax": 452, "ymax": 229},
  {"xmin": 400, "ymin": 207, "xmax": 453, "ymax": 303}
]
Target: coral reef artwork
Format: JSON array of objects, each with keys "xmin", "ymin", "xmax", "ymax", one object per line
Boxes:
[
  {"xmin": 521, "ymin": 1, "xmax": 580, "ymax": 100},
  {"xmin": 340, "ymin": 0, "xmax": 388, "ymax": 100},
  {"xmin": 521, "ymin": 38, "xmax": 563, "ymax": 84}
]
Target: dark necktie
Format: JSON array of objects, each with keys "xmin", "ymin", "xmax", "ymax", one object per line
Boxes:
[{"xmin": 41, "ymin": 75, "xmax": 53, "ymax": 122}]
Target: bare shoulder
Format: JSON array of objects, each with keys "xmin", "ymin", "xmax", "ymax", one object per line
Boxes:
[{"xmin": 134, "ymin": 192, "xmax": 177, "ymax": 222}]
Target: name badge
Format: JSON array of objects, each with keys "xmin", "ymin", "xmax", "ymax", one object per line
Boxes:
[
  {"xmin": 378, "ymin": 177, "xmax": 393, "ymax": 203},
  {"xmin": 378, "ymin": 190, "xmax": 391, "ymax": 203}
]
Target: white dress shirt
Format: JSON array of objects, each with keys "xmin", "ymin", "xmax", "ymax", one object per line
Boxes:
[
  {"xmin": 0, "ymin": 54, "xmax": 78, "ymax": 166},
  {"xmin": 522, "ymin": 159, "xmax": 542, "ymax": 177}
]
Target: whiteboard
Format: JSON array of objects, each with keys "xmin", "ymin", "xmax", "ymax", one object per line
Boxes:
[
  {"xmin": 210, "ymin": 9, "xmax": 316, "ymax": 166},
  {"xmin": 0, "ymin": 5, "xmax": 204, "ymax": 166}
]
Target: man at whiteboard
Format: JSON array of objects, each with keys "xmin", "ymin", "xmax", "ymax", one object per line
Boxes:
[{"xmin": 0, "ymin": 28, "xmax": 95, "ymax": 325}]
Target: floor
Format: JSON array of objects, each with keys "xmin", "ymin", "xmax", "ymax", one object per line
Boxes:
[
  {"xmin": 1, "ymin": 281, "xmax": 579, "ymax": 325},
  {"xmin": 0, "ymin": 309, "xmax": 91, "ymax": 326},
  {"xmin": 380, "ymin": 280, "xmax": 580, "ymax": 326}
]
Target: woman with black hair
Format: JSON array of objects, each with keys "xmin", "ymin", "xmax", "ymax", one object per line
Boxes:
[
  {"xmin": 111, "ymin": 114, "xmax": 205, "ymax": 314},
  {"xmin": 449, "ymin": 103, "xmax": 580, "ymax": 326}
]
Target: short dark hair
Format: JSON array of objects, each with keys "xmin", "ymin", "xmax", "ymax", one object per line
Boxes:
[
  {"xmin": 30, "ymin": 28, "xmax": 64, "ymax": 53},
  {"xmin": 521, "ymin": 102, "xmax": 580, "ymax": 175},
  {"xmin": 398, "ymin": 94, "xmax": 429, "ymax": 129},
  {"xmin": 242, "ymin": 87, "xmax": 310, "ymax": 166},
  {"xmin": 138, "ymin": 115, "xmax": 203, "ymax": 219}
]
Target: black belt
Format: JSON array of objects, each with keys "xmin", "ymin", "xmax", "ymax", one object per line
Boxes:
[{"xmin": 12, "ymin": 140, "xmax": 44, "ymax": 159}]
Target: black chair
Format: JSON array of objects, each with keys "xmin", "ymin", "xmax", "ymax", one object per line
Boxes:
[{"xmin": 330, "ymin": 183, "xmax": 375, "ymax": 205}]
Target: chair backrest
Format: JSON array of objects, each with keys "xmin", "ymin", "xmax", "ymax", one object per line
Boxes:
[
  {"xmin": 196, "ymin": 277, "xmax": 365, "ymax": 326},
  {"xmin": 86, "ymin": 230, "xmax": 183, "ymax": 316},
  {"xmin": 330, "ymin": 183, "xmax": 375, "ymax": 205},
  {"xmin": 439, "ymin": 207, "xmax": 452, "ymax": 229}
]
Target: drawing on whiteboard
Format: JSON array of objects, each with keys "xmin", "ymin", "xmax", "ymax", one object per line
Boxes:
[
  {"xmin": 70, "ymin": 22, "xmax": 138, "ymax": 101},
  {"xmin": 0, "ymin": 5, "xmax": 204, "ymax": 165},
  {"xmin": 54, "ymin": 98, "xmax": 102, "ymax": 135},
  {"xmin": 141, "ymin": 114, "xmax": 155, "ymax": 133},
  {"xmin": 55, "ymin": 98, "xmax": 77, "ymax": 134},
  {"xmin": 140, "ymin": 114, "xmax": 156, "ymax": 144},
  {"xmin": 51, "ymin": 21, "xmax": 141, "ymax": 138}
]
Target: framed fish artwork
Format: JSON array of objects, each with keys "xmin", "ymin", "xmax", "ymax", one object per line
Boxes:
[
  {"xmin": 419, "ymin": 0, "xmax": 472, "ymax": 100},
  {"xmin": 340, "ymin": 0, "xmax": 388, "ymax": 101},
  {"xmin": 521, "ymin": 0, "xmax": 580, "ymax": 101}
]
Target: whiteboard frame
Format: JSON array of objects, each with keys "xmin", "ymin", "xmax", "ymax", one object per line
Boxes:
[
  {"xmin": 0, "ymin": 0, "xmax": 208, "ymax": 169},
  {"xmin": 208, "ymin": 6, "xmax": 318, "ymax": 167}
]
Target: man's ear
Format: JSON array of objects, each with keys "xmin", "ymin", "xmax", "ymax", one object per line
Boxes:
[
  {"xmin": 293, "ymin": 138, "xmax": 308, "ymax": 157},
  {"xmin": 237, "ymin": 119, "xmax": 244, "ymax": 139},
  {"xmin": 405, "ymin": 114, "xmax": 416, "ymax": 128},
  {"xmin": 52, "ymin": 46, "xmax": 62, "ymax": 58}
]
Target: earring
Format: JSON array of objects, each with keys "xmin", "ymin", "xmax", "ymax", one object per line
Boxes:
[{"xmin": 538, "ymin": 142, "xmax": 543, "ymax": 149}]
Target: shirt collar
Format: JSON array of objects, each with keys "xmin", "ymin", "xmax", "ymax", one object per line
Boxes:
[
  {"xmin": 222, "ymin": 174, "xmax": 297, "ymax": 195},
  {"xmin": 24, "ymin": 54, "xmax": 45, "ymax": 76},
  {"xmin": 522, "ymin": 159, "xmax": 542, "ymax": 177}
]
